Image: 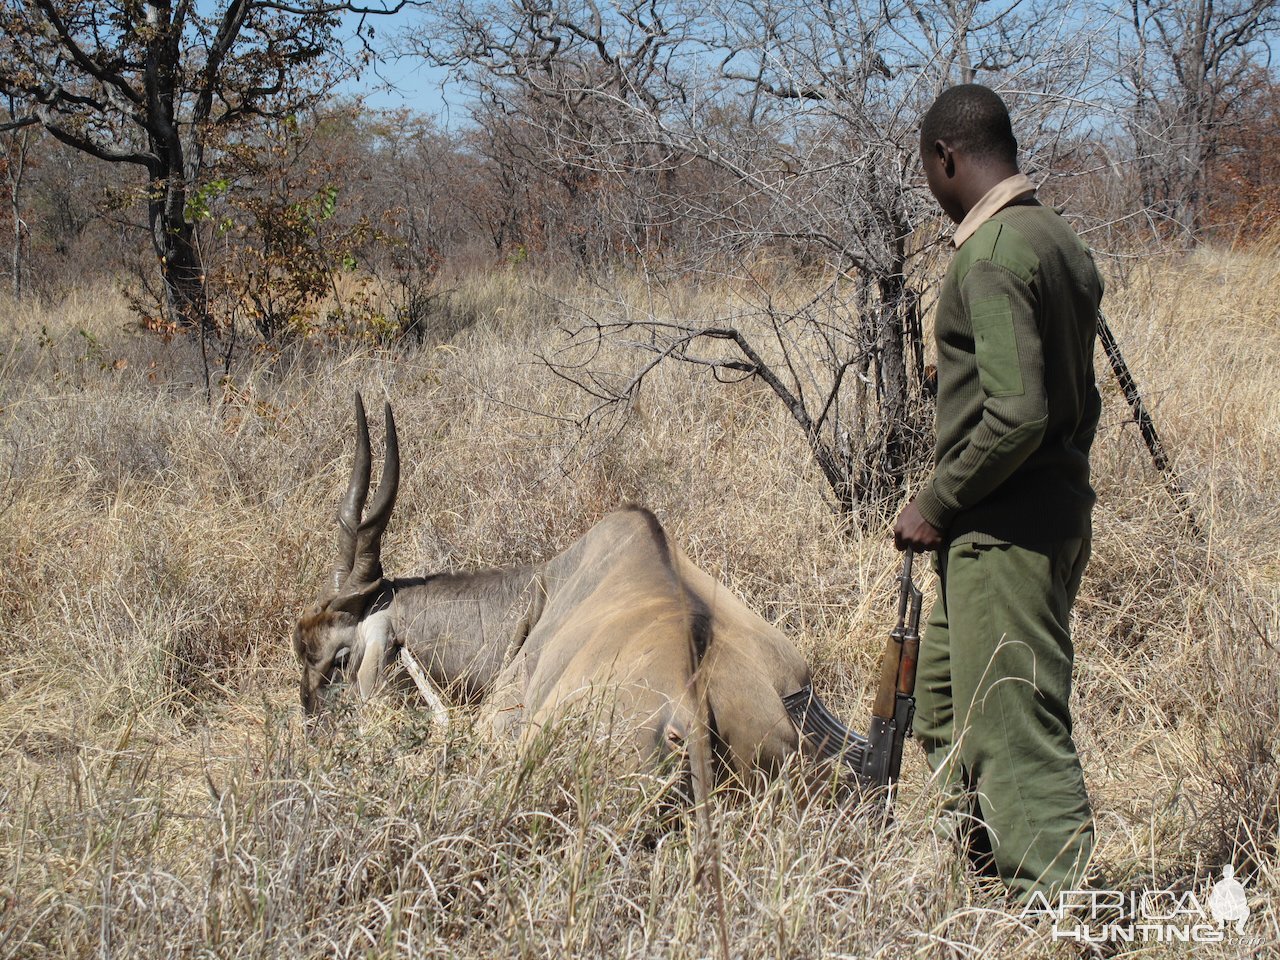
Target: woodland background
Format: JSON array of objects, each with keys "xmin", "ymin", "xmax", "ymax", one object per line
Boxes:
[{"xmin": 1, "ymin": 0, "xmax": 1278, "ymax": 957}]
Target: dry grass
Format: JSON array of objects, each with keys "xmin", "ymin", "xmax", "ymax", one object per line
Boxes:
[{"xmin": 0, "ymin": 250, "xmax": 1276, "ymax": 959}]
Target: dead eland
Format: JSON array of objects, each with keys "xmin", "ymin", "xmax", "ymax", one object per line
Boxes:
[{"xmin": 293, "ymin": 393, "xmax": 861, "ymax": 791}]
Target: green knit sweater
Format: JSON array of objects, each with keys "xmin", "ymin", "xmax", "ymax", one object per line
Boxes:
[{"xmin": 913, "ymin": 201, "xmax": 1104, "ymax": 545}]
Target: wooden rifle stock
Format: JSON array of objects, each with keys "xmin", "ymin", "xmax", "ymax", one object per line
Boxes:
[
  {"xmin": 871, "ymin": 633, "xmax": 902, "ymax": 721},
  {"xmin": 784, "ymin": 549, "xmax": 926, "ymax": 793},
  {"xmin": 861, "ymin": 548, "xmax": 924, "ymax": 788}
]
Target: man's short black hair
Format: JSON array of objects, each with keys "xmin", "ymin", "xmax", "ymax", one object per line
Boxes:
[{"xmin": 920, "ymin": 84, "xmax": 1018, "ymax": 163}]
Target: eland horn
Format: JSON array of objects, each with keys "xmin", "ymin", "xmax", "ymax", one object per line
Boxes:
[
  {"xmin": 327, "ymin": 392, "xmax": 373, "ymax": 600},
  {"xmin": 331, "ymin": 397, "xmax": 399, "ymax": 612}
]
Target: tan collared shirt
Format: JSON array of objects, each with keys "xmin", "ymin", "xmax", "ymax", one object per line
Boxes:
[{"xmin": 952, "ymin": 173, "xmax": 1037, "ymax": 247}]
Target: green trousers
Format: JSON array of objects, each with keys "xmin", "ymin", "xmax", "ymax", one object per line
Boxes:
[{"xmin": 914, "ymin": 537, "xmax": 1095, "ymax": 902}]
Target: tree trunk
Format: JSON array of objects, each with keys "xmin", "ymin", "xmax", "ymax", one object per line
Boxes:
[
  {"xmin": 8, "ymin": 159, "xmax": 23, "ymax": 300},
  {"xmin": 4, "ymin": 100, "xmax": 29, "ymax": 299},
  {"xmin": 851, "ymin": 242, "xmax": 925, "ymax": 523},
  {"xmin": 145, "ymin": 0, "xmax": 210, "ymax": 331},
  {"xmin": 148, "ymin": 163, "xmax": 209, "ymax": 331},
  {"xmin": 866, "ymin": 269, "xmax": 910, "ymax": 512}
]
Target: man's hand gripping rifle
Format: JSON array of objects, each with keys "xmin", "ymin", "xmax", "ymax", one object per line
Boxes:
[{"xmin": 783, "ymin": 549, "xmax": 925, "ymax": 792}]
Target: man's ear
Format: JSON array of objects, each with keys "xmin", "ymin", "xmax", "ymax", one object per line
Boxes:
[{"xmin": 934, "ymin": 139, "xmax": 956, "ymax": 177}]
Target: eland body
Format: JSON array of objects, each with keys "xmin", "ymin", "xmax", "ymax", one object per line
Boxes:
[{"xmin": 293, "ymin": 395, "xmax": 860, "ymax": 783}]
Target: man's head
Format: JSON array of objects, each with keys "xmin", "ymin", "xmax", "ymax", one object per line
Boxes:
[{"xmin": 919, "ymin": 84, "xmax": 1019, "ymax": 223}]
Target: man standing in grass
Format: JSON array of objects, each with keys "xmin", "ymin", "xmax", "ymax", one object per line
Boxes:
[{"xmin": 893, "ymin": 83, "xmax": 1103, "ymax": 902}]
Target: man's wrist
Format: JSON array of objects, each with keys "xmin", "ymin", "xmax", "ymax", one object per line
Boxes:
[{"xmin": 912, "ymin": 483, "xmax": 953, "ymax": 532}]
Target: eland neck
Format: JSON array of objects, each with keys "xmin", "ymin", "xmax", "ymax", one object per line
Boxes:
[{"xmin": 385, "ymin": 562, "xmax": 546, "ymax": 703}]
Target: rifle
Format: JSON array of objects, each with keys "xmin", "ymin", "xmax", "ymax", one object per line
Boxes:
[
  {"xmin": 860, "ymin": 547, "xmax": 924, "ymax": 787},
  {"xmin": 1096, "ymin": 311, "xmax": 1200, "ymax": 536},
  {"xmin": 783, "ymin": 548, "xmax": 924, "ymax": 791}
]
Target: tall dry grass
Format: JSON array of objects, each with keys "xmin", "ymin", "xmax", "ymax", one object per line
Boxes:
[{"xmin": 0, "ymin": 251, "xmax": 1276, "ymax": 959}]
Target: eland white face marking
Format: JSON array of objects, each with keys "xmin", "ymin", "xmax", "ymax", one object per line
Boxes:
[{"xmin": 354, "ymin": 607, "xmax": 395, "ymax": 699}]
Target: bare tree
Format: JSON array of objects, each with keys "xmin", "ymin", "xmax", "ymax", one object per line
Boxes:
[
  {"xmin": 0, "ymin": 0, "xmax": 414, "ymax": 329},
  {"xmin": 418, "ymin": 0, "xmax": 1105, "ymax": 522},
  {"xmin": 1121, "ymin": 0, "xmax": 1278, "ymax": 240}
]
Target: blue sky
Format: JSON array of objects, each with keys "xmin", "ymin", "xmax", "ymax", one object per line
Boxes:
[
  {"xmin": 344, "ymin": 55, "xmax": 462, "ymax": 123},
  {"xmin": 334, "ymin": 9, "xmax": 466, "ymax": 127}
]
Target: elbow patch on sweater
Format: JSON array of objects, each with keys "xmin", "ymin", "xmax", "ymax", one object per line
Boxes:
[{"xmin": 971, "ymin": 295, "xmax": 1024, "ymax": 397}]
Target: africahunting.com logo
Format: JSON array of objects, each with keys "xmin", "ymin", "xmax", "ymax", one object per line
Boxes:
[{"xmin": 1021, "ymin": 864, "xmax": 1263, "ymax": 947}]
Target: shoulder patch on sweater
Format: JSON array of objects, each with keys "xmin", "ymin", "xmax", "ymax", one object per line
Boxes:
[{"xmin": 956, "ymin": 221, "xmax": 1039, "ymax": 286}]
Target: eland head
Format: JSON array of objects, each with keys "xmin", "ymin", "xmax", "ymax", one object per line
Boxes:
[{"xmin": 293, "ymin": 394, "xmax": 401, "ymax": 715}]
